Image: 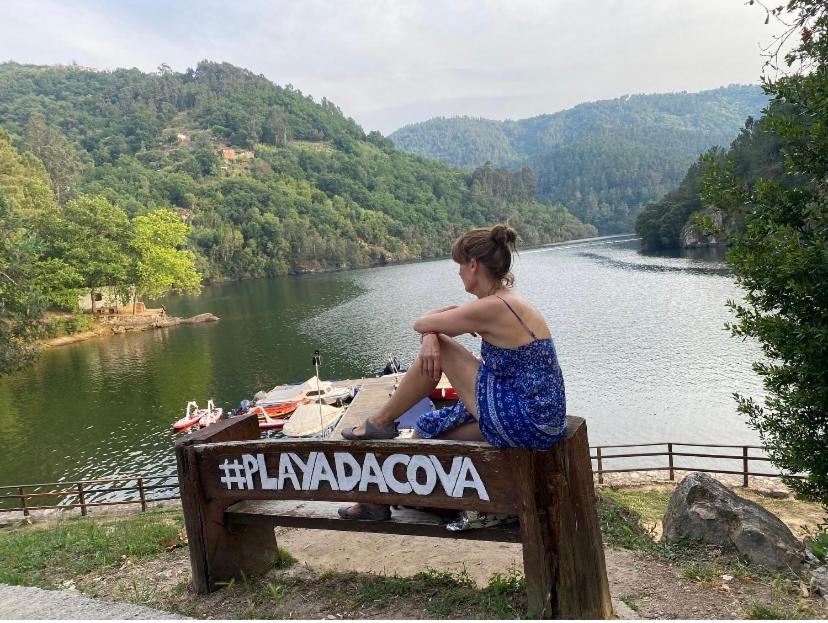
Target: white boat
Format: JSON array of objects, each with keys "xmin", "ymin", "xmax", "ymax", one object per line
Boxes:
[
  {"xmin": 256, "ymin": 376, "xmax": 352, "ymax": 407},
  {"xmin": 282, "ymin": 403, "xmax": 344, "ymax": 437}
]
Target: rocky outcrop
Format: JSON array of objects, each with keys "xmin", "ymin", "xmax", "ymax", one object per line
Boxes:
[
  {"xmin": 167, "ymin": 313, "xmax": 219, "ymax": 325},
  {"xmin": 662, "ymin": 472, "xmax": 805, "ymax": 571},
  {"xmin": 680, "ymin": 208, "xmax": 732, "ymax": 248},
  {"xmin": 42, "ymin": 313, "xmax": 219, "ymax": 348}
]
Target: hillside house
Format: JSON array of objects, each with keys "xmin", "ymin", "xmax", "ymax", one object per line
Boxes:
[
  {"xmin": 220, "ymin": 148, "xmax": 254, "ymax": 162},
  {"xmin": 78, "ymin": 287, "xmax": 146, "ymax": 315}
]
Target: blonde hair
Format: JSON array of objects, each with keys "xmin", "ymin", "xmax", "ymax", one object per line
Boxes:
[{"xmin": 451, "ymin": 224, "xmax": 518, "ymax": 287}]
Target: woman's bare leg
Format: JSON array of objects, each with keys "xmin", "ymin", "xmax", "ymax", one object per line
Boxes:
[
  {"xmin": 348, "ymin": 354, "xmax": 439, "ymax": 436},
  {"xmin": 434, "ymin": 334, "xmax": 481, "ymax": 419}
]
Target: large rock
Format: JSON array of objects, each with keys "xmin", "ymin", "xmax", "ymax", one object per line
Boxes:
[{"xmin": 662, "ymin": 472, "xmax": 804, "ymax": 571}]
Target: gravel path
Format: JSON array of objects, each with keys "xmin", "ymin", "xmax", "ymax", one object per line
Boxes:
[{"xmin": 0, "ymin": 584, "xmax": 186, "ymax": 620}]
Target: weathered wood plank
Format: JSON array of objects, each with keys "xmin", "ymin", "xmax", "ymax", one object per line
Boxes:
[
  {"xmin": 193, "ymin": 438, "xmax": 518, "ymax": 513},
  {"xmin": 332, "ymin": 377, "xmax": 398, "ymax": 439},
  {"xmin": 225, "ymin": 499, "xmax": 521, "ymax": 542}
]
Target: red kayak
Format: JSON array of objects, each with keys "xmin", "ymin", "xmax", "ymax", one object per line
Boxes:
[{"xmin": 246, "ymin": 404, "xmax": 296, "ymax": 430}]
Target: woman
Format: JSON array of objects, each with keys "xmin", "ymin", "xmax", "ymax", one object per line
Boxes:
[{"xmin": 339, "ymin": 224, "xmax": 567, "ymax": 520}]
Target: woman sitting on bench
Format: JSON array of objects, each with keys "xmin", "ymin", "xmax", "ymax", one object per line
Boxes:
[{"xmin": 339, "ymin": 223, "xmax": 567, "ymax": 521}]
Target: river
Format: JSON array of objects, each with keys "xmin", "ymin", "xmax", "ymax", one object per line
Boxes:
[{"xmin": 0, "ymin": 235, "xmax": 765, "ymax": 493}]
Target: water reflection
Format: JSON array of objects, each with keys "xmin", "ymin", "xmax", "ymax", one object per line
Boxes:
[{"xmin": 576, "ymin": 251, "xmax": 732, "ymax": 276}]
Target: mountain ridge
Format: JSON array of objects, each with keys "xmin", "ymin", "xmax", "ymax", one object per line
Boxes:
[
  {"xmin": 389, "ymin": 85, "xmax": 769, "ymax": 233},
  {"xmin": 0, "ymin": 60, "xmax": 596, "ymax": 281}
]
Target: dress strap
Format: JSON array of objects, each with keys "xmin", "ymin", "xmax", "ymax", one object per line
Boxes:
[{"xmin": 494, "ymin": 295, "xmax": 538, "ymax": 340}]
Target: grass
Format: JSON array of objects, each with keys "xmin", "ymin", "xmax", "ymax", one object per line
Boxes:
[
  {"xmin": 305, "ymin": 566, "xmax": 527, "ymax": 619},
  {"xmin": 680, "ymin": 558, "xmax": 758, "ymax": 583},
  {"xmin": 596, "ymin": 492, "xmax": 663, "ymax": 554},
  {"xmin": 743, "ymin": 601, "xmax": 819, "ymax": 620},
  {"xmin": 0, "ymin": 509, "xmax": 184, "ymax": 588},
  {"xmin": 600, "ymin": 487, "xmax": 672, "ymax": 527},
  {"xmin": 618, "ymin": 592, "xmax": 642, "ymax": 613}
]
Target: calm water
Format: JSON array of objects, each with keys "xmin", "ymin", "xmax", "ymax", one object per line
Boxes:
[{"xmin": 0, "ymin": 236, "xmax": 765, "ymax": 490}]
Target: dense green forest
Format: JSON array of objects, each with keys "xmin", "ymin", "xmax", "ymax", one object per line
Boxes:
[
  {"xmin": 0, "ymin": 61, "xmax": 595, "ymax": 283},
  {"xmin": 389, "ymin": 86, "xmax": 769, "ymax": 233},
  {"xmin": 634, "ymin": 115, "xmax": 798, "ymax": 250}
]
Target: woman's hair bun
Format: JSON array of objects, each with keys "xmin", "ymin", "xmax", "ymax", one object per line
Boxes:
[{"xmin": 490, "ymin": 224, "xmax": 517, "ymax": 250}]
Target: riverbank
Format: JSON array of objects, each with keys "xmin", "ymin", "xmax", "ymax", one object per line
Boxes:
[
  {"xmin": 40, "ymin": 313, "xmax": 219, "ymax": 349},
  {"xmin": 0, "ymin": 479, "xmax": 824, "ymax": 620}
]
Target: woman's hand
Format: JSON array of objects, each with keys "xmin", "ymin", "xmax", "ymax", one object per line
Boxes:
[{"xmin": 419, "ymin": 333, "xmax": 442, "ymax": 381}]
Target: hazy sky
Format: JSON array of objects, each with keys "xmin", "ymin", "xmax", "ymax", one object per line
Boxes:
[{"xmin": 1, "ymin": 0, "xmax": 784, "ymax": 134}]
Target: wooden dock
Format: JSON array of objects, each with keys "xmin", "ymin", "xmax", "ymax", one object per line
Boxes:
[{"xmin": 331, "ymin": 376, "xmax": 399, "ymax": 439}]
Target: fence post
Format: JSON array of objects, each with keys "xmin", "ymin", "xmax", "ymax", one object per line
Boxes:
[
  {"xmin": 742, "ymin": 447, "xmax": 749, "ymax": 488},
  {"xmin": 19, "ymin": 487, "xmax": 29, "ymax": 517},
  {"xmin": 138, "ymin": 477, "xmax": 147, "ymax": 512},
  {"xmin": 596, "ymin": 447, "xmax": 603, "ymax": 484},
  {"xmin": 668, "ymin": 443, "xmax": 674, "ymax": 481},
  {"xmin": 77, "ymin": 482, "xmax": 87, "ymax": 516}
]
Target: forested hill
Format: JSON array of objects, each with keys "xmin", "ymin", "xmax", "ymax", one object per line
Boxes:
[
  {"xmin": 0, "ymin": 61, "xmax": 595, "ymax": 281},
  {"xmin": 389, "ymin": 86, "xmax": 769, "ymax": 233}
]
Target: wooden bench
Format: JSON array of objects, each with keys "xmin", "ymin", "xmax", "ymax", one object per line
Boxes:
[{"xmin": 175, "ymin": 413, "xmax": 612, "ymax": 619}]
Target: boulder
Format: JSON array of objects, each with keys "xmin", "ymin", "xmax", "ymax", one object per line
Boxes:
[
  {"xmin": 179, "ymin": 313, "xmax": 219, "ymax": 324},
  {"xmin": 662, "ymin": 472, "xmax": 804, "ymax": 571},
  {"xmin": 811, "ymin": 565, "xmax": 828, "ymax": 598}
]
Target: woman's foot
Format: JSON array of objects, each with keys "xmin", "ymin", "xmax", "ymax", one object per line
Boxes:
[
  {"xmin": 337, "ymin": 503, "xmax": 391, "ymax": 521},
  {"xmin": 341, "ymin": 418, "xmax": 398, "ymax": 440}
]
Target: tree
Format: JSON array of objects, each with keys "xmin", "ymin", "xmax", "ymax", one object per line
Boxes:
[
  {"xmin": 703, "ymin": 0, "xmax": 828, "ymax": 505},
  {"xmin": 0, "ymin": 130, "xmax": 57, "ymax": 222},
  {"xmin": 130, "ymin": 209, "xmax": 201, "ymax": 311},
  {"xmin": 0, "ymin": 192, "xmax": 46, "ymax": 373},
  {"xmin": 22, "ymin": 112, "xmax": 85, "ymax": 205},
  {"xmin": 50, "ymin": 195, "xmax": 132, "ymax": 314},
  {"xmin": 0, "ymin": 134, "xmax": 82, "ymax": 373}
]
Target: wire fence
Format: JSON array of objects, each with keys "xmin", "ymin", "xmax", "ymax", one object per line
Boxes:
[
  {"xmin": 0, "ymin": 473, "xmax": 179, "ymax": 516},
  {"xmin": 591, "ymin": 442, "xmax": 800, "ymax": 486}
]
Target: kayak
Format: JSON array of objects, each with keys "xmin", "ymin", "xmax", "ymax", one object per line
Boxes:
[{"xmin": 246, "ymin": 404, "xmax": 293, "ymax": 430}]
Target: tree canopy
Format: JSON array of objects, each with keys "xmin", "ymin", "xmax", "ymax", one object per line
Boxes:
[{"xmin": 0, "ymin": 61, "xmax": 597, "ymax": 281}]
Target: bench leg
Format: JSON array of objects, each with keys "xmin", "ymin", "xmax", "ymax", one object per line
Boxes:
[
  {"xmin": 178, "ymin": 444, "xmax": 278, "ymax": 593},
  {"xmin": 513, "ymin": 421, "xmax": 612, "ymax": 619}
]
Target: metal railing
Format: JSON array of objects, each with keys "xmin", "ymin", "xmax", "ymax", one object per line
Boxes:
[
  {"xmin": 591, "ymin": 442, "xmax": 802, "ymax": 486},
  {"xmin": 0, "ymin": 473, "xmax": 179, "ymax": 516},
  {"xmin": 0, "ymin": 442, "xmax": 802, "ymax": 516}
]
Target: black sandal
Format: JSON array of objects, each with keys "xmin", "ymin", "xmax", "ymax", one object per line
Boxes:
[
  {"xmin": 337, "ymin": 503, "xmax": 392, "ymax": 521},
  {"xmin": 341, "ymin": 419, "xmax": 399, "ymax": 440}
]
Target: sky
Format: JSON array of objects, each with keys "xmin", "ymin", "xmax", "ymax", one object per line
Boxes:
[{"xmin": 0, "ymin": 0, "xmax": 786, "ymax": 134}]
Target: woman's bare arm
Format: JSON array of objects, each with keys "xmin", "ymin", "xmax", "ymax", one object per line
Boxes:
[{"xmin": 413, "ymin": 297, "xmax": 496, "ymax": 337}]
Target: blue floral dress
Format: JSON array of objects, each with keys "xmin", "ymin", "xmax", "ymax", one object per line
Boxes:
[{"xmin": 415, "ymin": 298, "xmax": 567, "ymax": 450}]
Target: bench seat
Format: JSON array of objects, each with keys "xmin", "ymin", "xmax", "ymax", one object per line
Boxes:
[{"xmin": 225, "ymin": 499, "xmax": 522, "ymax": 542}]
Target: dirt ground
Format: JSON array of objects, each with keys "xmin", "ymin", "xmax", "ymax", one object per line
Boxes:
[{"xmin": 75, "ymin": 527, "xmax": 827, "ymax": 620}]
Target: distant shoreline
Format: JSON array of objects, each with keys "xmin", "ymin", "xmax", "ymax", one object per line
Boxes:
[{"xmin": 40, "ymin": 313, "xmax": 219, "ymax": 349}]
